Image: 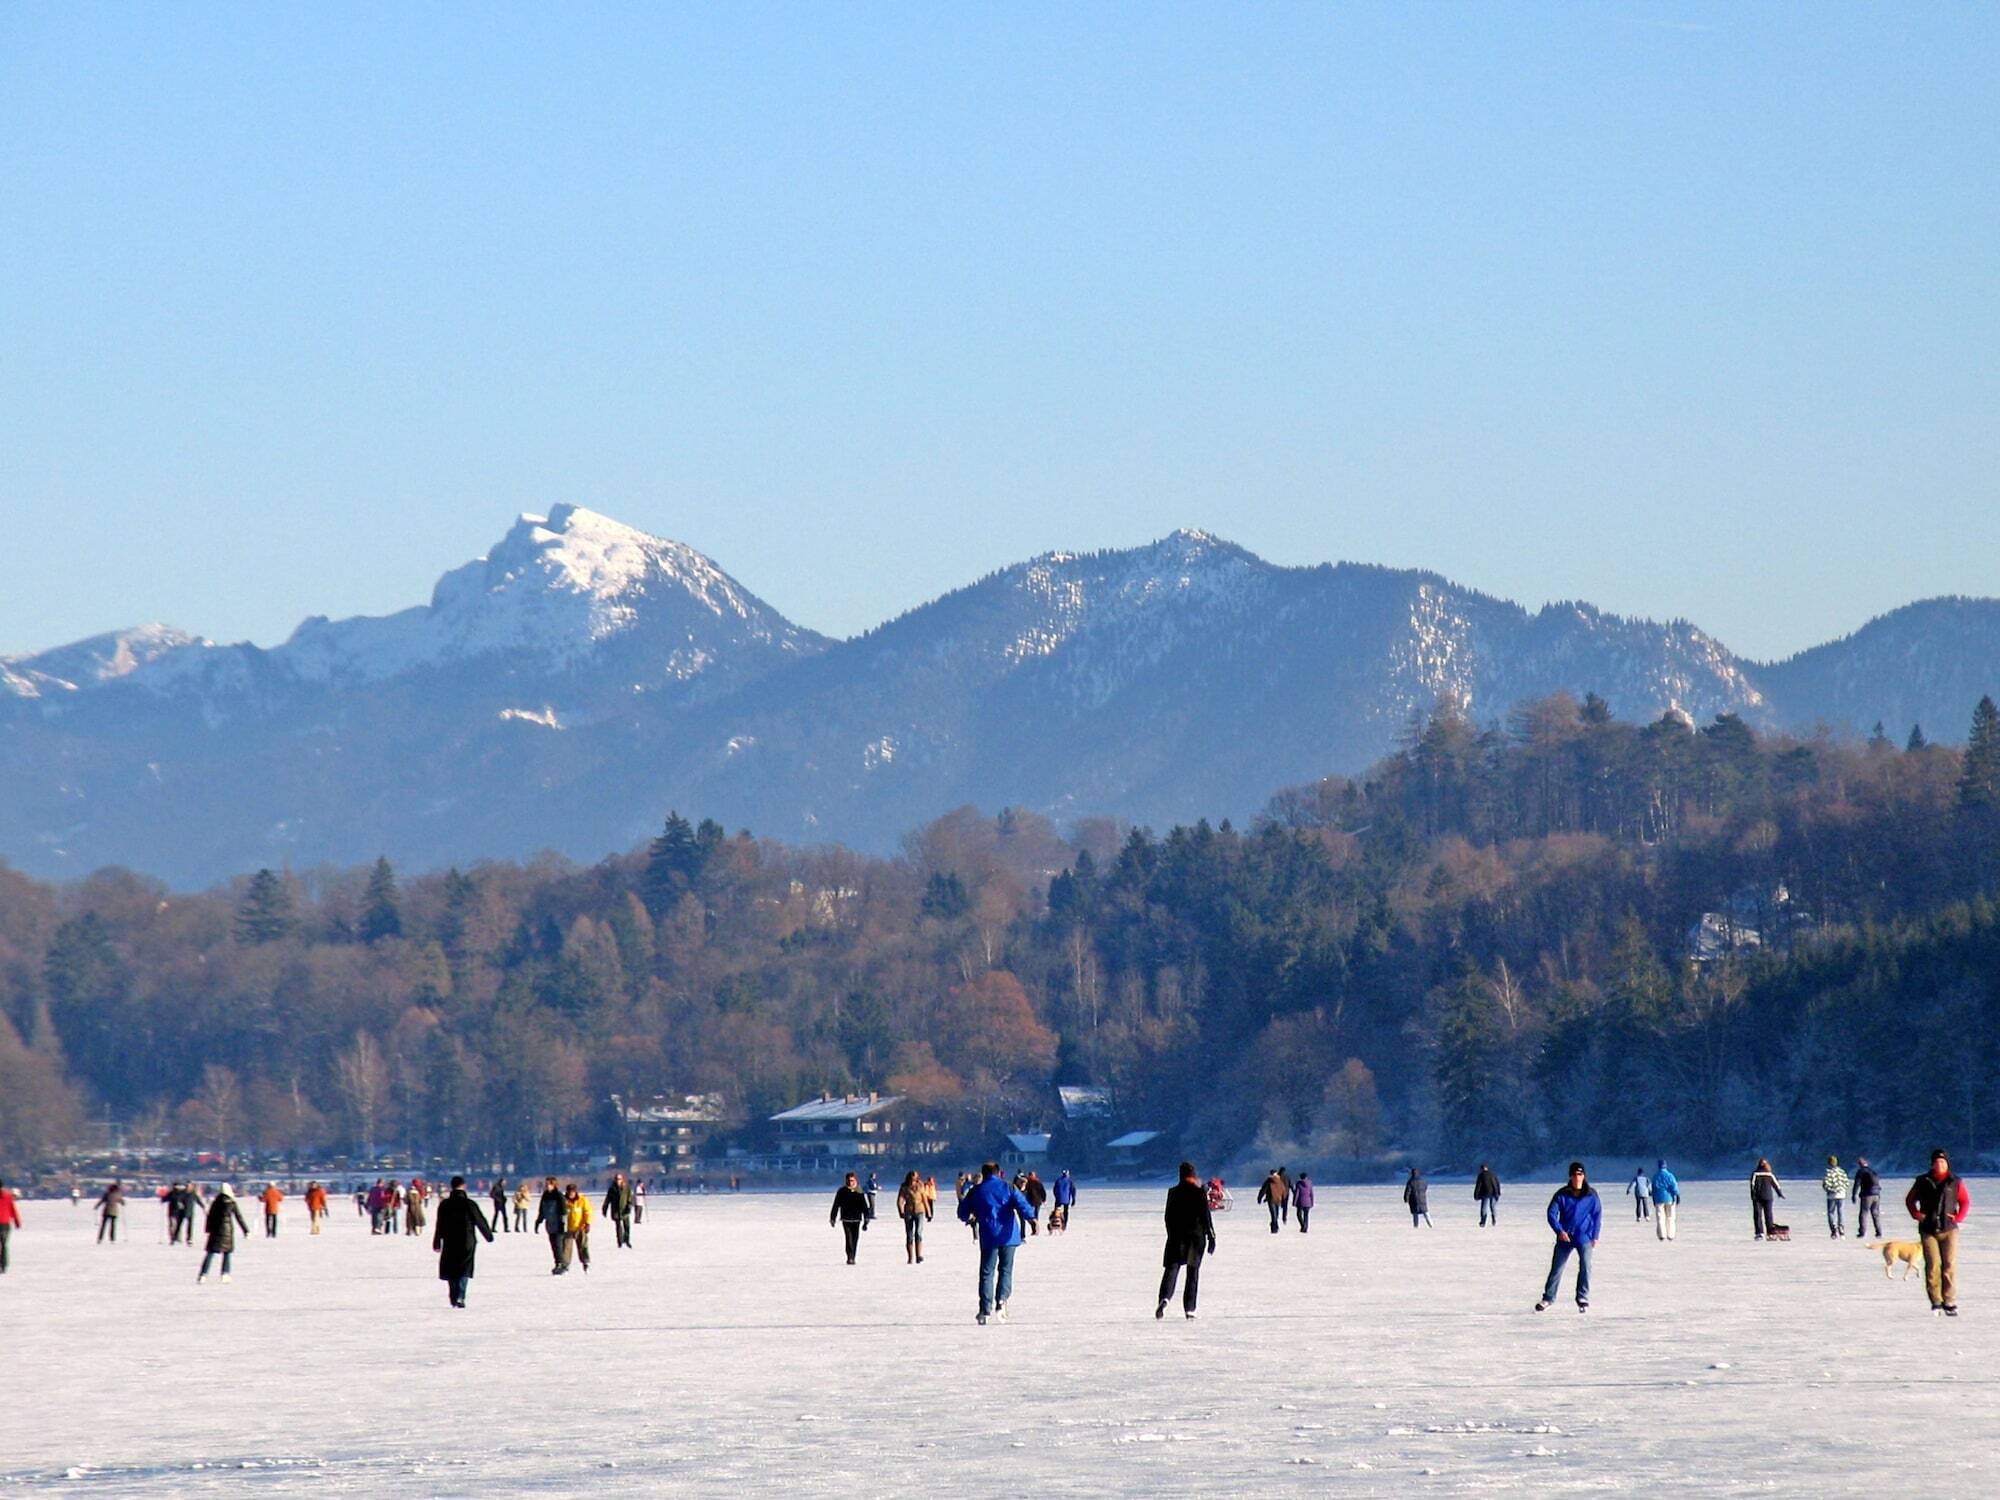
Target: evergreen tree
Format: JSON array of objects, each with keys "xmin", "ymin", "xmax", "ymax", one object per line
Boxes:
[
  {"xmin": 359, "ymin": 857, "xmax": 403, "ymax": 943},
  {"xmin": 643, "ymin": 812, "xmax": 703, "ymax": 913},
  {"xmin": 1433, "ymin": 959, "xmax": 1516, "ymax": 1160},
  {"xmin": 1868, "ymin": 721, "xmax": 1892, "ymax": 751},
  {"xmin": 1907, "ymin": 724, "xmax": 1929, "ymax": 752},
  {"xmin": 235, "ymin": 868, "xmax": 296, "ymax": 945},
  {"xmin": 921, "ymin": 871, "xmax": 971, "ymax": 920},
  {"xmin": 1958, "ymin": 696, "xmax": 2000, "ymax": 810}
]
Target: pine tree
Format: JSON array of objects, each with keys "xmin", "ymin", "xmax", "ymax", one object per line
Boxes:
[
  {"xmin": 1907, "ymin": 724, "xmax": 1929, "ymax": 752},
  {"xmin": 235, "ymin": 868, "xmax": 296, "ymax": 945},
  {"xmin": 359, "ymin": 857, "xmax": 403, "ymax": 943},
  {"xmin": 921, "ymin": 871, "xmax": 971, "ymax": 920},
  {"xmin": 1868, "ymin": 721, "xmax": 1891, "ymax": 752},
  {"xmin": 643, "ymin": 812, "xmax": 703, "ymax": 913},
  {"xmin": 1959, "ymin": 696, "xmax": 2000, "ymax": 810},
  {"xmin": 1433, "ymin": 959, "xmax": 1515, "ymax": 1159}
]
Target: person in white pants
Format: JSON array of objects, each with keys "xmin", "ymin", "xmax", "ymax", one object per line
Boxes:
[{"xmin": 1650, "ymin": 1159, "xmax": 1681, "ymax": 1241}]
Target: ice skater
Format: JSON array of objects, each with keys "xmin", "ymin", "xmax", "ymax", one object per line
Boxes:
[
  {"xmin": 96, "ymin": 1180, "xmax": 125, "ymax": 1243},
  {"xmin": 1293, "ymin": 1173, "xmax": 1314, "ymax": 1233},
  {"xmin": 535, "ymin": 1176, "xmax": 568, "ymax": 1273},
  {"xmin": 260, "ymin": 1182, "xmax": 284, "ymax": 1238},
  {"xmin": 1749, "ymin": 1159, "xmax": 1785, "ymax": 1240},
  {"xmin": 1257, "ymin": 1169, "xmax": 1288, "ymax": 1233},
  {"xmin": 1535, "ymin": 1163, "xmax": 1601, "ymax": 1313},
  {"xmin": 0, "ymin": 1177, "xmax": 20, "ymax": 1272},
  {"xmin": 489, "ymin": 1177, "xmax": 510, "ymax": 1234},
  {"xmin": 1852, "ymin": 1157, "xmax": 1882, "ymax": 1239},
  {"xmin": 561, "ymin": 1183, "xmax": 593, "ymax": 1273},
  {"xmin": 1650, "ymin": 1159, "xmax": 1680, "ymax": 1240},
  {"xmin": 1626, "ymin": 1166, "xmax": 1650, "ymax": 1220},
  {"xmin": 958, "ymin": 1161, "xmax": 1035, "ymax": 1324},
  {"xmin": 1905, "ymin": 1149, "xmax": 1970, "ymax": 1316},
  {"xmin": 1821, "ymin": 1156, "xmax": 1850, "ymax": 1238},
  {"xmin": 602, "ymin": 1172, "xmax": 635, "ymax": 1249},
  {"xmin": 1157, "ymin": 1161, "xmax": 1217, "ymax": 1319},
  {"xmin": 1402, "ymin": 1167, "xmax": 1431, "ymax": 1227},
  {"xmin": 198, "ymin": 1184, "xmax": 250, "ymax": 1283},
  {"xmin": 1474, "ymin": 1164, "xmax": 1502, "ymax": 1227},
  {"xmin": 432, "ymin": 1175, "xmax": 495, "ymax": 1308},
  {"xmin": 306, "ymin": 1181, "xmax": 328, "ymax": 1234},
  {"xmin": 830, "ymin": 1172, "xmax": 870, "ymax": 1264},
  {"xmin": 896, "ymin": 1171, "xmax": 930, "ymax": 1264},
  {"xmin": 1051, "ymin": 1169, "xmax": 1076, "ymax": 1232}
]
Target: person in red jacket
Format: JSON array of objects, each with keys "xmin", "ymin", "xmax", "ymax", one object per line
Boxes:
[
  {"xmin": 0, "ymin": 1178, "xmax": 21, "ymax": 1273},
  {"xmin": 1905, "ymin": 1148, "xmax": 1971, "ymax": 1316}
]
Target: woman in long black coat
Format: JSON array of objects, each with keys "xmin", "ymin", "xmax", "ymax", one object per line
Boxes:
[
  {"xmin": 433, "ymin": 1175, "xmax": 495, "ymax": 1308},
  {"xmin": 199, "ymin": 1185, "xmax": 251, "ymax": 1283}
]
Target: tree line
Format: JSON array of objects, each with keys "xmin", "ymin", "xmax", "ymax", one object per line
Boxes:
[{"xmin": 3, "ymin": 693, "xmax": 1998, "ymax": 1175}]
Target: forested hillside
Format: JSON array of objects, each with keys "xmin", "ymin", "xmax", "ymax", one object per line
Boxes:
[{"xmin": 4, "ymin": 692, "xmax": 1999, "ymax": 1175}]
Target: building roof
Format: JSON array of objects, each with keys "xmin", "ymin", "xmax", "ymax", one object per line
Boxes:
[
  {"xmin": 1056, "ymin": 1084, "xmax": 1112, "ymax": 1119},
  {"xmin": 1105, "ymin": 1129, "xmax": 1162, "ymax": 1150},
  {"xmin": 613, "ymin": 1092, "xmax": 728, "ymax": 1123},
  {"xmin": 1005, "ymin": 1132, "xmax": 1052, "ymax": 1154},
  {"xmin": 770, "ymin": 1093, "xmax": 903, "ymax": 1123}
]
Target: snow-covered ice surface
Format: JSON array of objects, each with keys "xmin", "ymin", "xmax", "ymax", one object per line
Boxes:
[{"xmin": 2, "ymin": 1180, "xmax": 1994, "ymax": 1496}]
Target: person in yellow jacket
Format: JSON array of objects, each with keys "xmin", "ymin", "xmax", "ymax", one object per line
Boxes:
[{"xmin": 562, "ymin": 1183, "xmax": 594, "ymax": 1273}]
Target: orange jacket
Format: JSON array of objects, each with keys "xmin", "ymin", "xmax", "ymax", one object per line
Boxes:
[
  {"xmin": 305, "ymin": 1186, "xmax": 328, "ymax": 1213},
  {"xmin": 260, "ymin": 1186, "xmax": 285, "ymax": 1213}
]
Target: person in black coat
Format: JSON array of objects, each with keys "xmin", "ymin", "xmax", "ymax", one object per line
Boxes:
[
  {"xmin": 1474, "ymin": 1165, "xmax": 1502, "ymax": 1227},
  {"xmin": 433, "ymin": 1176, "xmax": 495, "ymax": 1308},
  {"xmin": 198, "ymin": 1186, "xmax": 250, "ymax": 1283},
  {"xmin": 830, "ymin": 1172, "xmax": 871, "ymax": 1264},
  {"xmin": 534, "ymin": 1176, "xmax": 568, "ymax": 1274},
  {"xmin": 1157, "ymin": 1161, "xmax": 1218, "ymax": 1319}
]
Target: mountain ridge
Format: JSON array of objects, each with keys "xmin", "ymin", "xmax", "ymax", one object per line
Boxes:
[{"xmin": 2, "ymin": 508, "xmax": 1996, "ymax": 885}]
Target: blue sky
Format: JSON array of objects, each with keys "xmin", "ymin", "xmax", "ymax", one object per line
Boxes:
[{"xmin": 2, "ymin": 6, "xmax": 1994, "ymax": 661}]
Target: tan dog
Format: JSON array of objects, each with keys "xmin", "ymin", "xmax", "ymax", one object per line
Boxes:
[{"xmin": 1868, "ymin": 1240, "xmax": 1923, "ymax": 1278}]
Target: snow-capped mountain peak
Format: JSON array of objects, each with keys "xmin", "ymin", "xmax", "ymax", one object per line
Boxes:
[
  {"xmin": 0, "ymin": 623, "xmax": 204, "ymax": 698},
  {"xmin": 274, "ymin": 505, "xmax": 819, "ymax": 685}
]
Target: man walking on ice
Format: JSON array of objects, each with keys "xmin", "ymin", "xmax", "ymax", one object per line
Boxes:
[
  {"xmin": 1156, "ymin": 1161, "xmax": 1216, "ymax": 1319},
  {"xmin": 1906, "ymin": 1148, "xmax": 1970, "ymax": 1316},
  {"xmin": 958, "ymin": 1160, "xmax": 1036, "ymax": 1323},
  {"xmin": 1536, "ymin": 1162, "xmax": 1601, "ymax": 1313}
]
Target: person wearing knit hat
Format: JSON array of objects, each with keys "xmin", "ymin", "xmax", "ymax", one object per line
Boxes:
[
  {"xmin": 199, "ymin": 1184, "xmax": 249, "ymax": 1284},
  {"xmin": 1536, "ymin": 1163, "xmax": 1601, "ymax": 1313},
  {"xmin": 1905, "ymin": 1149, "xmax": 1971, "ymax": 1316},
  {"xmin": 1821, "ymin": 1156, "xmax": 1851, "ymax": 1239}
]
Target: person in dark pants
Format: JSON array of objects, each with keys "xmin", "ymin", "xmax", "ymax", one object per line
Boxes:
[
  {"xmin": 1293, "ymin": 1173, "xmax": 1315, "ymax": 1233},
  {"xmin": 1403, "ymin": 1168, "xmax": 1431, "ymax": 1227},
  {"xmin": 1852, "ymin": 1157, "xmax": 1882, "ymax": 1239},
  {"xmin": 1256, "ymin": 1170, "xmax": 1287, "ymax": 1234},
  {"xmin": 96, "ymin": 1181, "xmax": 125, "ymax": 1243},
  {"xmin": 198, "ymin": 1185, "xmax": 250, "ymax": 1283},
  {"xmin": 535, "ymin": 1176, "xmax": 568, "ymax": 1273},
  {"xmin": 1474, "ymin": 1164, "xmax": 1502, "ymax": 1227},
  {"xmin": 489, "ymin": 1178, "xmax": 510, "ymax": 1234},
  {"xmin": 433, "ymin": 1176, "xmax": 495, "ymax": 1308},
  {"xmin": 831, "ymin": 1172, "xmax": 870, "ymax": 1264},
  {"xmin": 602, "ymin": 1173, "xmax": 635, "ymax": 1249},
  {"xmin": 1535, "ymin": 1163, "xmax": 1602, "ymax": 1313},
  {"xmin": 1158, "ymin": 1162, "xmax": 1217, "ymax": 1318},
  {"xmin": 0, "ymin": 1178, "xmax": 20, "ymax": 1272},
  {"xmin": 1749, "ymin": 1159, "xmax": 1785, "ymax": 1240}
]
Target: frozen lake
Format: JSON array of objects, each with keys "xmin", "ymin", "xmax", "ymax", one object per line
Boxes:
[{"xmin": 1, "ymin": 1178, "xmax": 1993, "ymax": 1496}]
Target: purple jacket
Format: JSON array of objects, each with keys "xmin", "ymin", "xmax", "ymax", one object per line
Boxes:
[{"xmin": 1293, "ymin": 1179, "xmax": 1315, "ymax": 1210}]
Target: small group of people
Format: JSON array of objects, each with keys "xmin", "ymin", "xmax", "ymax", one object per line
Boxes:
[
  {"xmin": 1256, "ymin": 1166, "xmax": 1315, "ymax": 1233},
  {"xmin": 356, "ymin": 1178, "xmax": 430, "ymax": 1236},
  {"xmin": 532, "ymin": 1176, "xmax": 596, "ymax": 1274}
]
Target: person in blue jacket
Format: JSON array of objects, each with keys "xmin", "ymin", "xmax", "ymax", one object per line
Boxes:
[
  {"xmin": 1536, "ymin": 1162, "xmax": 1602, "ymax": 1313},
  {"xmin": 1052, "ymin": 1170, "xmax": 1077, "ymax": 1233},
  {"xmin": 1650, "ymin": 1159, "xmax": 1681, "ymax": 1242},
  {"xmin": 957, "ymin": 1160, "xmax": 1037, "ymax": 1324}
]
